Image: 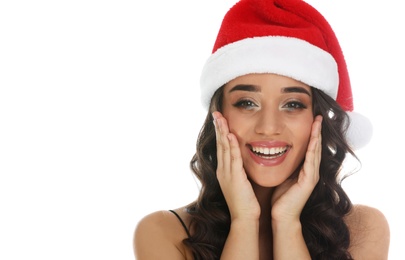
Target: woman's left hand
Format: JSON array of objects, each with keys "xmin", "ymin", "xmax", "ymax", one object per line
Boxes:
[{"xmin": 271, "ymin": 115, "xmax": 323, "ymax": 223}]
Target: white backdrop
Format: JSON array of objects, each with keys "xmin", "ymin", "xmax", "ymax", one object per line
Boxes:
[{"xmin": 0, "ymin": 0, "xmax": 403, "ymax": 259}]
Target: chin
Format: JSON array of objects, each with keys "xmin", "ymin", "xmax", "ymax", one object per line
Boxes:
[
  {"xmin": 247, "ymin": 166, "xmax": 301, "ymax": 188},
  {"xmin": 248, "ymin": 174, "xmax": 289, "ymax": 188}
]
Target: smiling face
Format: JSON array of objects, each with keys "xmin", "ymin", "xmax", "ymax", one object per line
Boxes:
[{"xmin": 222, "ymin": 73, "xmax": 315, "ymax": 187}]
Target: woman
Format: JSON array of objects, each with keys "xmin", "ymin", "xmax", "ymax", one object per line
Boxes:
[{"xmin": 134, "ymin": 0, "xmax": 390, "ymax": 259}]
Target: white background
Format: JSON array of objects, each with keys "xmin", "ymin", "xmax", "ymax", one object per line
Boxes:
[{"xmin": 0, "ymin": 0, "xmax": 403, "ymax": 259}]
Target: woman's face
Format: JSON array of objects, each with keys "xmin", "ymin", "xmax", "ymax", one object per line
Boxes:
[{"xmin": 222, "ymin": 73, "xmax": 314, "ymax": 187}]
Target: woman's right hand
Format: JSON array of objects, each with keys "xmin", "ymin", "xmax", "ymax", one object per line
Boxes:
[{"xmin": 213, "ymin": 111, "xmax": 260, "ymax": 221}]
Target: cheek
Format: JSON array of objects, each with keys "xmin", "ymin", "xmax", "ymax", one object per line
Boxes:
[
  {"xmin": 227, "ymin": 117, "xmax": 246, "ymax": 140},
  {"xmin": 292, "ymin": 117, "xmax": 313, "ymax": 145},
  {"xmin": 223, "ymin": 112, "xmax": 250, "ymax": 145},
  {"xmin": 223, "ymin": 109, "xmax": 243, "ymax": 132}
]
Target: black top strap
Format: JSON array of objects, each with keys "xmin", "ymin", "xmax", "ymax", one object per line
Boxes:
[{"xmin": 168, "ymin": 210, "xmax": 191, "ymax": 238}]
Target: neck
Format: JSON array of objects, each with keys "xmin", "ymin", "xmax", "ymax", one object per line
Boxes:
[
  {"xmin": 251, "ymin": 182, "xmax": 275, "ymax": 224},
  {"xmin": 251, "ymin": 182, "xmax": 275, "ymax": 259}
]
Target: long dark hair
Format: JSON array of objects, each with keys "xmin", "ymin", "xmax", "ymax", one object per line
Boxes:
[{"xmin": 184, "ymin": 86, "xmax": 356, "ymax": 259}]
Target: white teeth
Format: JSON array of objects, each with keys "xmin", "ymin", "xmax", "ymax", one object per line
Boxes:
[{"xmin": 252, "ymin": 146, "xmax": 287, "ymax": 155}]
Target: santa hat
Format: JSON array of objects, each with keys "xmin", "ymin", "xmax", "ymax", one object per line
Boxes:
[{"xmin": 200, "ymin": 0, "xmax": 372, "ymax": 149}]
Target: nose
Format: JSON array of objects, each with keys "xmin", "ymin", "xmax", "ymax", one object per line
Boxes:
[{"xmin": 254, "ymin": 108, "xmax": 285, "ymax": 136}]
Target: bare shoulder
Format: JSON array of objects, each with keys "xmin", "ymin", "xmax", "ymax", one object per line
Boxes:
[
  {"xmin": 345, "ymin": 204, "xmax": 390, "ymax": 260},
  {"xmin": 133, "ymin": 207, "xmax": 193, "ymax": 260}
]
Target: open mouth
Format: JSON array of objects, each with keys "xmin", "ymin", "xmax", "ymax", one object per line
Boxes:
[{"xmin": 249, "ymin": 145, "xmax": 289, "ymax": 159}]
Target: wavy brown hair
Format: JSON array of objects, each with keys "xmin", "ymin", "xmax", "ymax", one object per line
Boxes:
[{"xmin": 184, "ymin": 86, "xmax": 357, "ymax": 259}]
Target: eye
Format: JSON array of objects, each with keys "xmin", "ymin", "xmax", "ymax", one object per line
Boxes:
[
  {"xmin": 232, "ymin": 99, "xmax": 258, "ymax": 110},
  {"xmin": 283, "ymin": 101, "xmax": 307, "ymax": 111}
]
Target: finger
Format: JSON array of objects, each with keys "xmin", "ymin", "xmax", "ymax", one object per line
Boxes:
[
  {"xmin": 300, "ymin": 116, "xmax": 323, "ymax": 185},
  {"xmin": 213, "ymin": 112, "xmax": 225, "ymax": 172},
  {"xmin": 311, "ymin": 115, "xmax": 323, "ymax": 142},
  {"xmin": 312, "ymin": 115, "xmax": 322, "ymax": 168},
  {"xmin": 227, "ymin": 133, "xmax": 244, "ymax": 176},
  {"xmin": 213, "ymin": 111, "xmax": 231, "ymax": 177},
  {"xmin": 307, "ymin": 115, "xmax": 323, "ymax": 154}
]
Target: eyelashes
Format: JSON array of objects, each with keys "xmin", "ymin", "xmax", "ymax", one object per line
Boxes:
[
  {"xmin": 283, "ymin": 101, "xmax": 307, "ymax": 110},
  {"xmin": 232, "ymin": 98, "xmax": 308, "ymax": 111},
  {"xmin": 232, "ymin": 99, "xmax": 258, "ymax": 110}
]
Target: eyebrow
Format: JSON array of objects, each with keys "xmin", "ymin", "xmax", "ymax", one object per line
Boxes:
[
  {"xmin": 228, "ymin": 84, "xmax": 260, "ymax": 93},
  {"xmin": 282, "ymin": 86, "xmax": 311, "ymax": 96},
  {"xmin": 228, "ymin": 84, "xmax": 311, "ymax": 96}
]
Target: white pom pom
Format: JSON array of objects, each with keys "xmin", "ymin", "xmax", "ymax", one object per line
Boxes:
[{"xmin": 345, "ymin": 111, "xmax": 373, "ymax": 150}]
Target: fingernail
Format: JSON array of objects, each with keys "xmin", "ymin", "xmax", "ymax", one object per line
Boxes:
[{"xmin": 212, "ymin": 112, "xmax": 218, "ymax": 120}]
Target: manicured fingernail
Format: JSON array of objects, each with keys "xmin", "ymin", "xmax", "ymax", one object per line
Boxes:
[{"xmin": 212, "ymin": 112, "xmax": 218, "ymax": 120}]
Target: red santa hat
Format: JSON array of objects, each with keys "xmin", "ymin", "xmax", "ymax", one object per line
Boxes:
[{"xmin": 200, "ymin": 0, "xmax": 372, "ymax": 149}]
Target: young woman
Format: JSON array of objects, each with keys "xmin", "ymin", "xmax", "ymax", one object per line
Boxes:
[{"xmin": 134, "ymin": 0, "xmax": 390, "ymax": 259}]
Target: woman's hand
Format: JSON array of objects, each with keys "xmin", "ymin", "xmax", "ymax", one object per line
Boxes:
[
  {"xmin": 213, "ymin": 111, "xmax": 261, "ymax": 221},
  {"xmin": 271, "ymin": 115, "xmax": 323, "ymax": 223}
]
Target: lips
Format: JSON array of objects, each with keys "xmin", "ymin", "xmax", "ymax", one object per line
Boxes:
[{"xmin": 247, "ymin": 141, "xmax": 290, "ymax": 166}]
